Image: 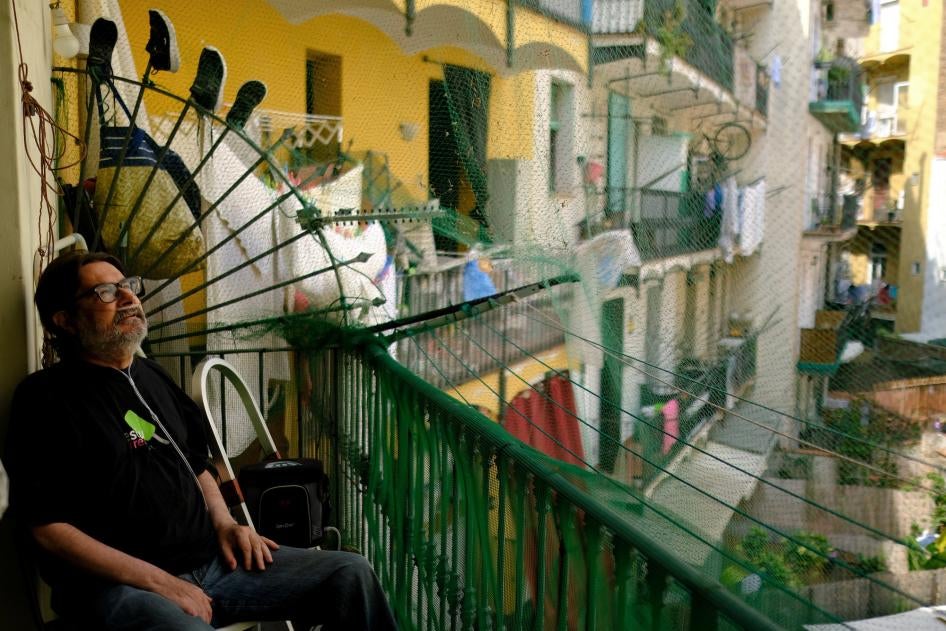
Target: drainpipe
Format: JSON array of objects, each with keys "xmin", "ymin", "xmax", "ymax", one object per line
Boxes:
[
  {"xmin": 405, "ymin": 0, "xmax": 415, "ymax": 36},
  {"xmin": 506, "ymin": 0, "xmax": 515, "ymax": 69},
  {"xmin": 830, "ymin": 132, "xmax": 840, "ymax": 223}
]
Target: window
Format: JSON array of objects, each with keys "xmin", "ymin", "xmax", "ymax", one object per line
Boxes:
[
  {"xmin": 879, "ymin": 0, "xmax": 899, "ymax": 53},
  {"xmin": 549, "ymin": 81, "xmax": 574, "ymax": 193},
  {"xmin": 869, "ymin": 242, "xmax": 887, "ymax": 285},
  {"xmin": 304, "ymin": 51, "xmax": 342, "ymax": 163},
  {"xmin": 305, "ymin": 52, "xmax": 342, "ymax": 117},
  {"xmin": 875, "ymin": 80, "xmax": 908, "ymax": 136}
]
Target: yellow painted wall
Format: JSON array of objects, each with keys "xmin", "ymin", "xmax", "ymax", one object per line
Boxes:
[
  {"xmin": 417, "ymin": 0, "xmax": 588, "ymax": 73},
  {"xmin": 862, "ymin": 0, "xmax": 918, "ymax": 57},
  {"xmin": 891, "ymin": 3, "xmax": 940, "ymax": 332},
  {"xmin": 118, "ymin": 0, "xmax": 581, "ymax": 200},
  {"xmin": 448, "ymin": 345, "xmax": 571, "ymax": 420}
]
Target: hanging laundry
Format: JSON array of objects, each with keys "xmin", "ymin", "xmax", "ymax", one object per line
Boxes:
[
  {"xmin": 770, "ymin": 55, "xmax": 782, "ymax": 88},
  {"xmin": 570, "ymin": 231, "xmax": 641, "ymax": 369},
  {"xmin": 463, "ymin": 255, "xmax": 497, "ymax": 301},
  {"xmin": 502, "ymin": 374, "xmax": 585, "ymax": 467},
  {"xmin": 372, "ymin": 255, "xmax": 398, "ymax": 321},
  {"xmin": 661, "ymin": 397, "xmax": 680, "ymax": 455},
  {"xmin": 275, "ymin": 163, "xmax": 389, "ymax": 326},
  {"xmin": 704, "ymin": 183, "xmax": 723, "ymax": 218},
  {"xmin": 738, "ymin": 179, "xmax": 767, "ymax": 257},
  {"xmin": 718, "ymin": 176, "xmax": 740, "ymax": 263}
]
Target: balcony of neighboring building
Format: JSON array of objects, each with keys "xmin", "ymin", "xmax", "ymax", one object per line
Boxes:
[
  {"xmin": 591, "ymin": 0, "xmax": 769, "ymax": 125},
  {"xmin": 841, "ymin": 107, "xmax": 913, "ymax": 147},
  {"xmin": 803, "ymin": 193, "xmax": 859, "ymax": 242},
  {"xmin": 798, "ymin": 308, "xmax": 861, "ymax": 376},
  {"xmin": 809, "ymin": 57, "xmax": 864, "ymax": 133},
  {"xmin": 840, "ymin": 133, "xmax": 907, "ymax": 228},
  {"xmin": 592, "ymin": 0, "xmax": 733, "ymax": 90},
  {"xmin": 856, "ymin": 190, "xmax": 905, "ymax": 228},
  {"xmin": 581, "ymin": 187, "xmax": 723, "ymax": 261}
]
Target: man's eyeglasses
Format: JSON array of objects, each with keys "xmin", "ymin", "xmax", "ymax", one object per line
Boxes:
[{"xmin": 75, "ymin": 276, "xmax": 144, "ymax": 304}]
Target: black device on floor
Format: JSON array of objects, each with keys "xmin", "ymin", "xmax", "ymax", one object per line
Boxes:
[{"xmin": 238, "ymin": 458, "xmax": 331, "ymax": 548}]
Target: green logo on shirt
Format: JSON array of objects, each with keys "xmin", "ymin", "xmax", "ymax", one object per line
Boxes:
[{"xmin": 124, "ymin": 410, "xmax": 155, "ymax": 445}]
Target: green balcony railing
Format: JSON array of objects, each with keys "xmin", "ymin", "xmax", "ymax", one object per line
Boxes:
[
  {"xmin": 328, "ymin": 337, "xmax": 783, "ymax": 630},
  {"xmin": 155, "ymin": 334, "xmax": 830, "ymax": 630},
  {"xmin": 809, "ymin": 58, "xmax": 864, "ymax": 133}
]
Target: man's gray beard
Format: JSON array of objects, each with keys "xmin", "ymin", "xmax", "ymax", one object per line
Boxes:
[{"xmin": 77, "ymin": 309, "xmax": 148, "ymax": 360}]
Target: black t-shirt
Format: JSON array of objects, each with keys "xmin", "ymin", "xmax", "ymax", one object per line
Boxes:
[{"xmin": 6, "ymin": 357, "xmax": 217, "ymax": 589}]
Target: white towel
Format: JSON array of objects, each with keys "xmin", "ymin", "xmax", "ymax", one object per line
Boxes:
[
  {"xmin": 718, "ymin": 176, "xmax": 740, "ymax": 263},
  {"xmin": 738, "ymin": 179, "xmax": 767, "ymax": 257},
  {"xmin": 770, "ymin": 55, "xmax": 782, "ymax": 88},
  {"xmin": 567, "ymin": 231, "xmax": 641, "ymax": 368}
]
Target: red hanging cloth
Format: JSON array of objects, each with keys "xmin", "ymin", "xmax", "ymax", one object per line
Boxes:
[{"xmin": 501, "ymin": 373, "xmax": 585, "ymax": 467}]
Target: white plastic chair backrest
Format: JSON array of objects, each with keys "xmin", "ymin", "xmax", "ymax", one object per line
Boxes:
[{"xmin": 192, "ymin": 357, "xmax": 280, "ymax": 528}]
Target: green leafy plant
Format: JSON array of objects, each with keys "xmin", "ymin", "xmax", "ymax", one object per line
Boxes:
[
  {"xmin": 851, "ymin": 553, "xmax": 887, "ymax": 574},
  {"xmin": 802, "ymin": 400, "xmax": 920, "ymax": 487},
  {"xmin": 634, "ymin": 0, "xmax": 693, "ymax": 74},
  {"xmin": 907, "ymin": 475, "xmax": 946, "ymax": 571},
  {"xmin": 784, "ymin": 531, "xmax": 832, "ymax": 579},
  {"xmin": 733, "ymin": 528, "xmax": 835, "ymax": 588}
]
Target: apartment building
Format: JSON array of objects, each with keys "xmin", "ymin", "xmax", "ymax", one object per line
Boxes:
[{"xmin": 839, "ymin": 0, "xmax": 946, "ymax": 341}]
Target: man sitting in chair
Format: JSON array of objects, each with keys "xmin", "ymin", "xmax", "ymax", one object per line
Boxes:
[{"xmin": 5, "ymin": 251, "xmax": 397, "ymax": 630}]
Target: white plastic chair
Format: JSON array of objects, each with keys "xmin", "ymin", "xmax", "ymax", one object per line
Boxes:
[
  {"xmin": 192, "ymin": 357, "xmax": 291, "ymax": 631},
  {"xmin": 192, "ymin": 357, "xmax": 281, "ymax": 528}
]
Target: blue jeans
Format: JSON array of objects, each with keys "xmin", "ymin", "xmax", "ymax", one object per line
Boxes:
[{"xmin": 56, "ymin": 547, "xmax": 397, "ymax": 630}]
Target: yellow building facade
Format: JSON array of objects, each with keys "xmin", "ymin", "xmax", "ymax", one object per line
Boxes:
[
  {"xmin": 115, "ymin": 0, "xmax": 587, "ymax": 202},
  {"xmin": 845, "ymin": 0, "xmax": 944, "ymax": 333}
]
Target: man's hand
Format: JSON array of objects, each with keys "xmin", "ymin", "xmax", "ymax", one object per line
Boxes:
[
  {"xmin": 217, "ymin": 522, "xmax": 279, "ymax": 571},
  {"xmin": 151, "ymin": 574, "xmax": 214, "ymax": 624}
]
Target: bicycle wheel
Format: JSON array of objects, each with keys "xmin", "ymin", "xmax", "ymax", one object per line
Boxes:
[{"xmin": 712, "ymin": 122, "xmax": 751, "ymax": 161}]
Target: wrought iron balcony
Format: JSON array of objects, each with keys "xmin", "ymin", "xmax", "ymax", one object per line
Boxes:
[
  {"xmin": 804, "ymin": 193, "xmax": 859, "ymax": 240},
  {"xmin": 520, "ymin": 0, "xmax": 591, "ymax": 27},
  {"xmin": 635, "ymin": 337, "xmax": 758, "ymax": 489},
  {"xmin": 809, "ymin": 58, "xmax": 864, "ymax": 133},
  {"xmin": 396, "ymin": 258, "xmax": 568, "ymax": 389},
  {"xmin": 584, "ymin": 188, "xmax": 723, "ymax": 261},
  {"xmin": 592, "ymin": 0, "xmax": 734, "ymax": 91},
  {"xmin": 641, "ymin": 0, "xmax": 735, "ymax": 91}
]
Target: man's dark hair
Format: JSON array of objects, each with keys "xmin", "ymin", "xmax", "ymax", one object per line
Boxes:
[{"xmin": 35, "ymin": 251, "xmax": 127, "ymax": 359}]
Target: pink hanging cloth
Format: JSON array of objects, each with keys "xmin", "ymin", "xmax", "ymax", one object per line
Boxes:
[{"xmin": 661, "ymin": 398, "xmax": 680, "ymax": 455}]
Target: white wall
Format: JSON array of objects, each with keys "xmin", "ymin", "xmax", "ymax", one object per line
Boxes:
[
  {"xmin": 798, "ymin": 243, "xmax": 826, "ymax": 329},
  {"xmin": 0, "ymin": 1, "xmax": 52, "ymax": 626},
  {"xmin": 518, "ymin": 69, "xmax": 593, "ymax": 249},
  {"xmin": 918, "ymin": 158, "xmax": 946, "ymax": 340},
  {"xmin": 728, "ymin": 0, "xmax": 814, "ymax": 413}
]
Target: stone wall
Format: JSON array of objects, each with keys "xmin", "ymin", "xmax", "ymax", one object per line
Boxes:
[
  {"xmin": 746, "ymin": 470, "xmax": 933, "ymax": 539},
  {"xmin": 807, "ymin": 569, "xmax": 946, "ymax": 620}
]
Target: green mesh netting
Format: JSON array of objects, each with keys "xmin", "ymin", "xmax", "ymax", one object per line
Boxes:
[{"xmin": 46, "ymin": 0, "xmax": 946, "ymax": 628}]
